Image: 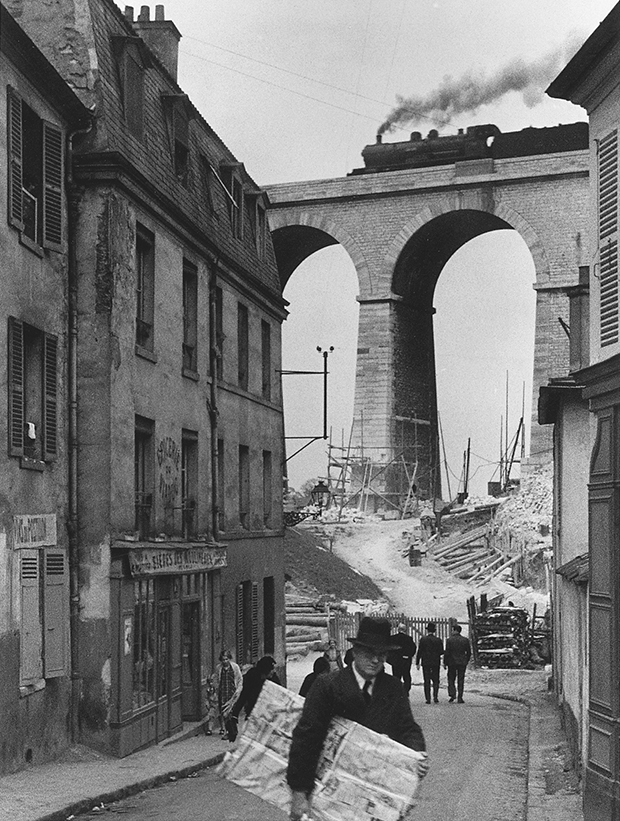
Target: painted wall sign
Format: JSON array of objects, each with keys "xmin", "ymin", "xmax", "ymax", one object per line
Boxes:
[
  {"xmin": 13, "ymin": 514, "xmax": 57, "ymax": 548},
  {"xmin": 128, "ymin": 545, "xmax": 227, "ymax": 577},
  {"xmin": 157, "ymin": 437, "xmax": 180, "ymax": 505}
]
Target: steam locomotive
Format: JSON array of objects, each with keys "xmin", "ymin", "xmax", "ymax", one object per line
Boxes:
[{"xmin": 353, "ymin": 122, "xmax": 588, "ymax": 174}]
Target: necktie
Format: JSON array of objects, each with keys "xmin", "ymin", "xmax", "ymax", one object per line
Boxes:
[{"xmin": 362, "ymin": 680, "xmax": 372, "ymax": 706}]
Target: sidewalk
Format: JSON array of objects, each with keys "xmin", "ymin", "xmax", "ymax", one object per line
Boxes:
[{"xmin": 0, "ymin": 672, "xmax": 583, "ymax": 821}]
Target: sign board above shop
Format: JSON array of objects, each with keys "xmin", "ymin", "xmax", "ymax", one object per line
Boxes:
[{"xmin": 124, "ymin": 544, "xmax": 228, "ymax": 577}]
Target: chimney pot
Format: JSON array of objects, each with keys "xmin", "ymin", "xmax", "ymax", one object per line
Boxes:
[
  {"xmin": 376, "ymin": 134, "xmax": 382, "ymax": 144},
  {"xmin": 138, "ymin": 5, "xmax": 150, "ymax": 21},
  {"xmin": 133, "ymin": 5, "xmax": 182, "ymax": 81},
  {"xmin": 124, "ymin": 6, "xmax": 134, "ymax": 21},
  {"xmin": 155, "ymin": 4, "xmax": 164, "ymax": 20},
  {"xmin": 410, "ymin": 131, "xmax": 421, "ymax": 141}
]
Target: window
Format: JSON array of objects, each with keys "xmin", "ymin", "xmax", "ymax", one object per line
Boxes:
[
  {"xmin": 133, "ymin": 579, "xmax": 155, "ymax": 709},
  {"xmin": 236, "ymin": 580, "xmax": 259, "ymax": 667},
  {"xmin": 214, "ymin": 287, "xmax": 224, "ymax": 379},
  {"xmin": 182, "ymin": 260, "xmax": 198, "ymax": 373},
  {"xmin": 221, "ymin": 163, "xmax": 244, "ymax": 238},
  {"xmin": 19, "ymin": 546, "xmax": 69, "ymax": 685},
  {"xmin": 256, "ymin": 202, "xmax": 267, "ymax": 259},
  {"xmin": 217, "ymin": 437, "xmax": 225, "ymax": 532},
  {"xmin": 199, "ymin": 156, "xmax": 215, "ymax": 212},
  {"xmin": 8, "ymin": 317, "xmax": 57, "ymax": 464},
  {"xmin": 238, "ymin": 444, "xmax": 250, "ymax": 529},
  {"xmin": 181, "ymin": 430, "xmax": 197, "ymax": 539},
  {"xmin": 237, "ymin": 303, "xmax": 249, "ymax": 390},
  {"xmin": 261, "ymin": 320, "xmax": 271, "ymax": 400},
  {"xmin": 136, "ymin": 224, "xmax": 155, "ymax": 351},
  {"xmin": 135, "ymin": 416, "xmax": 154, "ymax": 539},
  {"xmin": 598, "ymin": 129, "xmax": 619, "ymax": 347},
  {"xmin": 262, "ymin": 450, "xmax": 272, "ymax": 528},
  {"xmin": 7, "ymin": 87, "xmax": 63, "ymax": 251},
  {"xmin": 162, "ymin": 94, "xmax": 190, "ymax": 184},
  {"xmin": 263, "ymin": 577, "xmax": 275, "ymax": 656},
  {"xmin": 111, "ymin": 36, "xmax": 148, "ymax": 140}
]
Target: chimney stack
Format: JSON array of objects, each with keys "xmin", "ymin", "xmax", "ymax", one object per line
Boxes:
[{"xmin": 130, "ymin": 4, "xmax": 181, "ymax": 81}]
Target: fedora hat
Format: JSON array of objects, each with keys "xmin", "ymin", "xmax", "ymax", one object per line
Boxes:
[{"xmin": 347, "ymin": 617, "xmax": 400, "ymax": 652}]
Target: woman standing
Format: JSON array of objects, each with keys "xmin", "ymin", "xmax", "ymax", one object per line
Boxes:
[
  {"xmin": 216, "ymin": 649, "xmax": 242, "ymax": 738},
  {"xmin": 322, "ymin": 638, "xmax": 344, "ymax": 672}
]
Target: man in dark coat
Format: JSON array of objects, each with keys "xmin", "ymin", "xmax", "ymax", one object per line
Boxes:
[
  {"xmin": 444, "ymin": 624, "xmax": 472, "ymax": 703},
  {"xmin": 387, "ymin": 622, "xmax": 416, "ymax": 695},
  {"xmin": 416, "ymin": 621, "xmax": 444, "ymax": 703},
  {"xmin": 287, "ymin": 617, "xmax": 428, "ymax": 821},
  {"xmin": 229, "ymin": 656, "xmax": 280, "ymax": 740}
]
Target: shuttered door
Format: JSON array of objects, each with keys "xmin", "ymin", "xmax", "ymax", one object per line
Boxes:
[
  {"xmin": 42, "ymin": 122, "xmax": 63, "ymax": 251},
  {"xmin": 43, "ymin": 549, "xmax": 68, "ymax": 677},
  {"xmin": 7, "ymin": 87, "xmax": 24, "ymax": 230},
  {"xmin": 43, "ymin": 333, "xmax": 58, "ymax": 460},
  {"xmin": 599, "ymin": 129, "xmax": 619, "ymax": 347},
  {"xmin": 8, "ymin": 317, "xmax": 24, "ymax": 457},
  {"xmin": 20, "ymin": 549, "xmax": 43, "ymax": 684}
]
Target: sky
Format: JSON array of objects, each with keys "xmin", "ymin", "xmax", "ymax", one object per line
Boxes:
[{"xmin": 122, "ymin": 0, "xmax": 615, "ymax": 498}]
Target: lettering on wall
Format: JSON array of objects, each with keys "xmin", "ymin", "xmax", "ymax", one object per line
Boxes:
[
  {"xmin": 13, "ymin": 514, "xmax": 57, "ymax": 548},
  {"xmin": 157, "ymin": 437, "xmax": 180, "ymax": 506}
]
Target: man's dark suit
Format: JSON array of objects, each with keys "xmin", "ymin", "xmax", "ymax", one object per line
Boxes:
[
  {"xmin": 416, "ymin": 633, "xmax": 444, "ymax": 703},
  {"xmin": 444, "ymin": 631, "xmax": 472, "ymax": 702}
]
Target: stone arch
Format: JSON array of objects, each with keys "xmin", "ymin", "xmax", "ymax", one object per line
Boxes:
[
  {"xmin": 268, "ymin": 208, "xmax": 372, "ymax": 292},
  {"xmin": 382, "ymin": 199, "xmax": 550, "ymax": 294}
]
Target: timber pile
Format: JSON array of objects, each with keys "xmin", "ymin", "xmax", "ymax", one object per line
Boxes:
[
  {"xmin": 285, "ymin": 594, "xmax": 333, "ymax": 658},
  {"xmin": 473, "ymin": 607, "xmax": 531, "ymax": 668},
  {"xmin": 430, "ymin": 526, "xmax": 515, "ymax": 586}
]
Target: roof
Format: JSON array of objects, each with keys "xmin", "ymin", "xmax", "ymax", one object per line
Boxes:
[
  {"xmin": 547, "ymin": 3, "xmax": 620, "ymax": 100},
  {"xmin": 555, "ymin": 553, "xmax": 589, "ymax": 585},
  {"xmin": 0, "ymin": 4, "xmax": 91, "ymax": 126}
]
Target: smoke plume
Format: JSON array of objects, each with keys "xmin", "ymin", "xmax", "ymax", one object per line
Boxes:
[{"xmin": 378, "ymin": 34, "xmax": 584, "ymax": 135}]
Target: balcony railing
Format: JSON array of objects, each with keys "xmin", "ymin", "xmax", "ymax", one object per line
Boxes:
[{"xmin": 135, "ymin": 492, "xmax": 153, "ymax": 539}]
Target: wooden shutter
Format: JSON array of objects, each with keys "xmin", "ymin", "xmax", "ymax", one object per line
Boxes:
[
  {"xmin": 42, "ymin": 122, "xmax": 63, "ymax": 250},
  {"xmin": 43, "ymin": 333, "xmax": 58, "ymax": 460},
  {"xmin": 7, "ymin": 86, "xmax": 24, "ymax": 230},
  {"xmin": 236, "ymin": 584, "xmax": 244, "ymax": 664},
  {"xmin": 20, "ymin": 549, "xmax": 43, "ymax": 684},
  {"xmin": 43, "ymin": 549, "xmax": 68, "ymax": 678},
  {"xmin": 251, "ymin": 581, "xmax": 259, "ymax": 662},
  {"xmin": 8, "ymin": 317, "xmax": 24, "ymax": 457},
  {"xmin": 599, "ymin": 129, "xmax": 619, "ymax": 347}
]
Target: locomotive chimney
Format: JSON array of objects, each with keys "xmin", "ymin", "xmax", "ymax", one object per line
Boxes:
[{"xmin": 131, "ymin": 5, "xmax": 181, "ymax": 81}]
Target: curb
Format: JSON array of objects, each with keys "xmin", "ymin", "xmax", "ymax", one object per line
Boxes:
[{"xmin": 35, "ymin": 751, "xmax": 226, "ymax": 821}]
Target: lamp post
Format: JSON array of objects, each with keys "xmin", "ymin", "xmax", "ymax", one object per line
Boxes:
[{"xmin": 310, "ymin": 479, "xmax": 331, "ymax": 513}]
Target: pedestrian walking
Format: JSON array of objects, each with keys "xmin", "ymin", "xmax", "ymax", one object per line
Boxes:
[
  {"xmin": 229, "ymin": 656, "xmax": 281, "ymax": 741},
  {"xmin": 287, "ymin": 616, "xmax": 428, "ymax": 821},
  {"xmin": 444, "ymin": 624, "xmax": 472, "ymax": 703},
  {"xmin": 416, "ymin": 621, "xmax": 444, "ymax": 703},
  {"xmin": 299, "ymin": 656, "xmax": 331, "ymax": 697},
  {"xmin": 216, "ymin": 650, "xmax": 243, "ymax": 739},
  {"xmin": 387, "ymin": 622, "xmax": 416, "ymax": 695},
  {"xmin": 322, "ymin": 637, "xmax": 344, "ymax": 672},
  {"xmin": 203, "ymin": 674, "xmax": 218, "ymax": 735}
]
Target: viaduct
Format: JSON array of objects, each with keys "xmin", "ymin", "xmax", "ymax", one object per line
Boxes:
[{"xmin": 266, "ymin": 124, "xmax": 590, "ymax": 507}]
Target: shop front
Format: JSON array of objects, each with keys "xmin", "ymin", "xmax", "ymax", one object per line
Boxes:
[{"xmin": 109, "ymin": 542, "xmax": 226, "ymax": 757}]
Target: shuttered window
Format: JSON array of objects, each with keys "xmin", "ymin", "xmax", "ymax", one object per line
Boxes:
[
  {"xmin": 236, "ymin": 580, "xmax": 260, "ymax": 666},
  {"xmin": 43, "ymin": 549, "xmax": 68, "ymax": 678},
  {"xmin": 8, "ymin": 316, "xmax": 24, "ymax": 457},
  {"xmin": 6, "ymin": 87, "xmax": 64, "ymax": 250},
  {"xmin": 20, "ymin": 549, "xmax": 43, "ymax": 685},
  {"xmin": 599, "ymin": 130, "xmax": 619, "ymax": 347},
  {"xmin": 251, "ymin": 581, "xmax": 259, "ymax": 662}
]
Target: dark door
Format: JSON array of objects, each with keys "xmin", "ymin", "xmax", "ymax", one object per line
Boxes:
[{"xmin": 181, "ymin": 601, "xmax": 201, "ymax": 720}]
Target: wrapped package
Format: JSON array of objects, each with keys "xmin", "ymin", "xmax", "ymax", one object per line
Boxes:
[{"xmin": 219, "ymin": 680, "xmax": 423, "ymax": 821}]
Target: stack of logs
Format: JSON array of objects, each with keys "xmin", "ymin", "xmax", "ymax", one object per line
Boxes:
[
  {"xmin": 473, "ymin": 607, "xmax": 531, "ymax": 668},
  {"xmin": 431, "ymin": 526, "xmax": 520, "ymax": 587},
  {"xmin": 285, "ymin": 594, "xmax": 333, "ymax": 657}
]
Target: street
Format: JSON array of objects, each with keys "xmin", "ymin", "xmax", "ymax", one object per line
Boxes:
[{"xmin": 75, "ymin": 688, "xmax": 529, "ymax": 821}]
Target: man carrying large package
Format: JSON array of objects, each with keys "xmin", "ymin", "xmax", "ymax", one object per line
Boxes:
[{"xmin": 286, "ymin": 617, "xmax": 429, "ymax": 821}]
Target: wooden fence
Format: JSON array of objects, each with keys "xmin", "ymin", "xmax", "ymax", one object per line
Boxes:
[{"xmin": 328, "ymin": 610, "xmax": 460, "ymax": 653}]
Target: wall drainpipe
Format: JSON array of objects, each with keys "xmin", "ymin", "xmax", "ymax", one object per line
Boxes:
[
  {"xmin": 67, "ymin": 119, "xmax": 92, "ymax": 742},
  {"xmin": 208, "ymin": 259, "xmax": 221, "ymax": 542}
]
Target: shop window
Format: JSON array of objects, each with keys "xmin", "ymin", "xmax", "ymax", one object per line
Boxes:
[
  {"xmin": 133, "ymin": 579, "xmax": 155, "ymax": 709},
  {"xmin": 135, "ymin": 416, "xmax": 154, "ymax": 539},
  {"xmin": 182, "ymin": 260, "xmax": 198, "ymax": 374},
  {"xmin": 181, "ymin": 430, "xmax": 198, "ymax": 539},
  {"xmin": 237, "ymin": 302, "xmax": 249, "ymax": 390},
  {"xmin": 262, "ymin": 450, "xmax": 272, "ymax": 528},
  {"xmin": 261, "ymin": 320, "xmax": 271, "ymax": 400},
  {"xmin": 19, "ymin": 547, "xmax": 69, "ymax": 686},
  {"xmin": 7, "ymin": 87, "xmax": 64, "ymax": 252},
  {"xmin": 8, "ymin": 317, "xmax": 57, "ymax": 465},
  {"xmin": 263, "ymin": 576, "xmax": 275, "ymax": 656},
  {"xmin": 162, "ymin": 94, "xmax": 191, "ymax": 184},
  {"xmin": 110, "ymin": 36, "xmax": 149, "ymax": 140},
  {"xmin": 236, "ymin": 580, "xmax": 259, "ymax": 667},
  {"xmin": 217, "ymin": 437, "xmax": 225, "ymax": 532},
  {"xmin": 136, "ymin": 224, "xmax": 155, "ymax": 352},
  {"xmin": 238, "ymin": 445, "xmax": 250, "ymax": 529},
  {"xmin": 598, "ymin": 129, "xmax": 619, "ymax": 347}
]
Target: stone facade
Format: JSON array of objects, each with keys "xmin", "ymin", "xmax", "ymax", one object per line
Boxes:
[{"xmin": 268, "ymin": 145, "xmax": 590, "ymax": 501}]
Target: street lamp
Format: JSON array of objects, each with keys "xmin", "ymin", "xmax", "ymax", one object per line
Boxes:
[{"xmin": 310, "ymin": 480, "xmax": 330, "ymax": 512}]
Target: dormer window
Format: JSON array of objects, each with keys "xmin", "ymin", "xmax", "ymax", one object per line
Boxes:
[
  {"xmin": 7, "ymin": 87, "xmax": 63, "ymax": 252},
  {"xmin": 110, "ymin": 36, "xmax": 150, "ymax": 140},
  {"xmin": 247, "ymin": 192, "xmax": 268, "ymax": 258},
  {"xmin": 220, "ymin": 162, "xmax": 244, "ymax": 239},
  {"xmin": 162, "ymin": 94, "xmax": 192, "ymax": 185}
]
